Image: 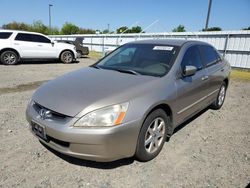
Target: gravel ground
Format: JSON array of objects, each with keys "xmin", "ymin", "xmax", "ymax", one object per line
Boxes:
[{"xmin": 0, "ymin": 59, "xmax": 249, "ymax": 188}]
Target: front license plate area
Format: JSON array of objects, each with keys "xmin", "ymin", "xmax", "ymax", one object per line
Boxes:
[{"xmin": 31, "ymin": 122, "xmax": 47, "ymax": 141}]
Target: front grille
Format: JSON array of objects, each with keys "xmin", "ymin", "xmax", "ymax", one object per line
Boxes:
[
  {"xmin": 47, "ymin": 135, "xmax": 70, "ymax": 147},
  {"xmin": 33, "ymin": 102, "xmax": 69, "ymax": 120}
]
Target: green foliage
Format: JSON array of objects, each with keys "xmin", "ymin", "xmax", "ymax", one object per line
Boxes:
[
  {"xmin": 29, "ymin": 20, "xmax": 49, "ymax": 34},
  {"xmin": 172, "ymin": 25, "xmax": 186, "ymax": 32},
  {"xmin": 242, "ymin": 26, "xmax": 250, "ymax": 30},
  {"xmin": 130, "ymin": 26, "xmax": 142, "ymax": 33},
  {"xmin": 116, "ymin": 26, "xmax": 142, "ymax": 34},
  {"xmin": 77, "ymin": 28, "xmax": 96, "ymax": 34},
  {"xmin": 2, "ymin": 20, "xmax": 60, "ymax": 35},
  {"xmin": 202, "ymin": 27, "xmax": 222, "ymax": 31},
  {"xmin": 102, "ymin": 29, "xmax": 110, "ymax": 34},
  {"xmin": 2, "ymin": 21, "xmax": 30, "ymax": 31},
  {"xmin": 117, "ymin": 26, "xmax": 129, "ymax": 34},
  {"xmin": 60, "ymin": 22, "xmax": 79, "ymax": 35}
]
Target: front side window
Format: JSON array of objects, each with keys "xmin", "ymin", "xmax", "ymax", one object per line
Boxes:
[
  {"xmin": 96, "ymin": 44, "xmax": 179, "ymax": 77},
  {"xmin": 32, "ymin": 34, "xmax": 51, "ymax": 43},
  {"xmin": 0, "ymin": 32, "xmax": 12, "ymax": 39},
  {"xmin": 181, "ymin": 46, "xmax": 203, "ymax": 71},
  {"xmin": 200, "ymin": 45, "xmax": 220, "ymax": 66}
]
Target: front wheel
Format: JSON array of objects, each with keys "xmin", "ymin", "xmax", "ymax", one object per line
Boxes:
[
  {"xmin": 135, "ymin": 109, "xmax": 169, "ymax": 162},
  {"xmin": 60, "ymin": 51, "xmax": 74, "ymax": 64},
  {"xmin": 0, "ymin": 51, "xmax": 19, "ymax": 65},
  {"xmin": 210, "ymin": 82, "xmax": 227, "ymax": 110}
]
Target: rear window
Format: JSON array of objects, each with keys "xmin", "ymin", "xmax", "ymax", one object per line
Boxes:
[
  {"xmin": 0, "ymin": 32, "xmax": 12, "ymax": 39},
  {"xmin": 15, "ymin": 33, "xmax": 33, "ymax": 42},
  {"xmin": 200, "ymin": 45, "xmax": 221, "ymax": 66}
]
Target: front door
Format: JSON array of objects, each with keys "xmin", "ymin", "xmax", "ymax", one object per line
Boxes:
[{"xmin": 175, "ymin": 45, "xmax": 209, "ymax": 124}]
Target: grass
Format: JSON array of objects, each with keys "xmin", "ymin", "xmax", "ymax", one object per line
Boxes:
[
  {"xmin": 88, "ymin": 51, "xmax": 103, "ymax": 59},
  {"xmin": 231, "ymin": 69, "xmax": 250, "ymax": 81}
]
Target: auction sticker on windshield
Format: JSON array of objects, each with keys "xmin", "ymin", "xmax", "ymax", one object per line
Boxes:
[{"xmin": 153, "ymin": 46, "xmax": 173, "ymax": 51}]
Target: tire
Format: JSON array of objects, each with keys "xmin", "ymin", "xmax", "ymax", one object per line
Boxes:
[
  {"xmin": 135, "ymin": 109, "xmax": 169, "ymax": 162},
  {"xmin": 210, "ymin": 82, "xmax": 227, "ymax": 110},
  {"xmin": 0, "ymin": 50, "xmax": 19, "ymax": 65},
  {"xmin": 60, "ymin": 51, "xmax": 74, "ymax": 64}
]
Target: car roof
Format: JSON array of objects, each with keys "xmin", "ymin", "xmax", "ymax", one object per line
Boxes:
[
  {"xmin": 0, "ymin": 29, "xmax": 46, "ymax": 36},
  {"xmin": 128, "ymin": 39, "xmax": 209, "ymax": 47}
]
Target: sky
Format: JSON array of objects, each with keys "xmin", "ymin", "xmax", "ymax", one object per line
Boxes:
[{"xmin": 0, "ymin": 0, "xmax": 249, "ymax": 32}]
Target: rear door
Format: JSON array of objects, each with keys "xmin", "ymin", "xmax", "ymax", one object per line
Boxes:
[
  {"xmin": 175, "ymin": 45, "xmax": 209, "ymax": 124},
  {"xmin": 199, "ymin": 45, "xmax": 224, "ymax": 105}
]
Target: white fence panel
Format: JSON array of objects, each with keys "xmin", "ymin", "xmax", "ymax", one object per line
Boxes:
[{"xmin": 50, "ymin": 30, "xmax": 250, "ymax": 69}]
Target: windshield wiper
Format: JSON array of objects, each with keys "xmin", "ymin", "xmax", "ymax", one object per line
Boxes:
[{"xmin": 112, "ymin": 68, "xmax": 140, "ymax": 75}]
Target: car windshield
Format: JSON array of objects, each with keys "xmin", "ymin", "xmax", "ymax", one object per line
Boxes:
[{"xmin": 95, "ymin": 43, "xmax": 179, "ymax": 77}]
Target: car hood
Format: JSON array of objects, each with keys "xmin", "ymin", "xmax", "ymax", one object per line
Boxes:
[{"xmin": 32, "ymin": 67, "xmax": 158, "ymax": 117}]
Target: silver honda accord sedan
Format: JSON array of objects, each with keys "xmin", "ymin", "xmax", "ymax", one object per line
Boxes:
[{"xmin": 26, "ymin": 39, "xmax": 230, "ymax": 162}]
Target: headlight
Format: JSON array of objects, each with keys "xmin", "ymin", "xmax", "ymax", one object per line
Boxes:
[{"xmin": 74, "ymin": 102, "xmax": 129, "ymax": 127}]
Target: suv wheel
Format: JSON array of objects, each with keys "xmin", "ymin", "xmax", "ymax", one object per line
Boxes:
[
  {"xmin": 210, "ymin": 82, "xmax": 227, "ymax": 110},
  {"xmin": 60, "ymin": 51, "xmax": 74, "ymax": 64},
  {"xmin": 0, "ymin": 51, "xmax": 18, "ymax": 65},
  {"xmin": 135, "ymin": 109, "xmax": 169, "ymax": 162}
]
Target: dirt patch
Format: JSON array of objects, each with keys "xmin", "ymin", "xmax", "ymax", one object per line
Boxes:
[{"xmin": 0, "ymin": 80, "xmax": 48, "ymax": 95}]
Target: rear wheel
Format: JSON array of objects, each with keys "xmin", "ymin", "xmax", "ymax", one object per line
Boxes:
[
  {"xmin": 60, "ymin": 51, "xmax": 74, "ymax": 64},
  {"xmin": 135, "ymin": 109, "xmax": 169, "ymax": 162},
  {"xmin": 0, "ymin": 51, "xmax": 19, "ymax": 65},
  {"xmin": 210, "ymin": 82, "xmax": 227, "ymax": 110}
]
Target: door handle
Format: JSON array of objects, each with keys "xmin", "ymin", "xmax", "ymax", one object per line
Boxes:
[
  {"xmin": 202, "ymin": 76, "xmax": 209, "ymax": 81},
  {"xmin": 14, "ymin": 43, "xmax": 19, "ymax": 45},
  {"xmin": 37, "ymin": 45, "xmax": 43, "ymax": 47}
]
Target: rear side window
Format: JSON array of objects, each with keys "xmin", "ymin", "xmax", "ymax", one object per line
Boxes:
[
  {"xmin": 15, "ymin": 33, "xmax": 33, "ymax": 42},
  {"xmin": 200, "ymin": 45, "xmax": 220, "ymax": 66},
  {"xmin": 15, "ymin": 33, "xmax": 51, "ymax": 43},
  {"xmin": 181, "ymin": 45, "xmax": 203, "ymax": 71},
  {"xmin": 0, "ymin": 32, "xmax": 12, "ymax": 39}
]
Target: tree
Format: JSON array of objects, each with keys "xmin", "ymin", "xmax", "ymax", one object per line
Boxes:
[
  {"xmin": 77, "ymin": 28, "xmax": 96, "ymax": 34},
  {"xmin": 102, "ymin": 29, "xmax": 110, "ymax": 34},
  {"xmin": 202, "ymin": 27, "xmax": 222, "ymax": 31},
  {"xmin": 116, "ymin": 26, "xmax": 129, "ymax": 34},
  {"xmin": 2, "ymin": 21, "xmax": 29, "ymax": 31},
  {"xmin": 172, "ymin": 25, "xmax": 186, "ymax": 32},
  {"xmin": 242, "ymin": 26, "xmax": 250, "ymax": 30},
  {"xmin": 130, "ymin": 26, "xmax": 142, "ymax": 33},
  {"xmin": 60, "ymin": 22, "xmax": 79, "ymax": 35},
  {"xmin": 29, "ymin": 20, "xmax": 49, "ymax": 34}
]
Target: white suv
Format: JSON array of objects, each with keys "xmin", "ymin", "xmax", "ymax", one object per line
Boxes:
[{"xmin": 0, "ymin": 30, "xmax": 77, "ymax": 65}]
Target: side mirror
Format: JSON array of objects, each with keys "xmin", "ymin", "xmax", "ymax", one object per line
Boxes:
[
  {"xmin": 183, "ymin": 65, "xmax": 197, "ymax": 77},
  {"xmin": 51, "ymin": 41, "xmax": 54, "ymax": 46},
  {"xmin": 105, "ymin": 50, "xmax": 111, "ymax": 56}
]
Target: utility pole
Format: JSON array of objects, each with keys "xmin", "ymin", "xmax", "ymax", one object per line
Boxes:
[
  {"xmin": 205, "ymin": 0, "xmax": 212, "ymax": 31},
  {"xmin": 107, "ymin": 24, "xmax": 110, "ymax": 33},
  {"xmin": 49, "ymin": 4, "xmax": 53, "ymax": 33}
]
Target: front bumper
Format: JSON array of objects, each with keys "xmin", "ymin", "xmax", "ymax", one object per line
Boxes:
[{"xmin": 26, "ymin": 103, "xmax": 142, "ymax": 162}]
